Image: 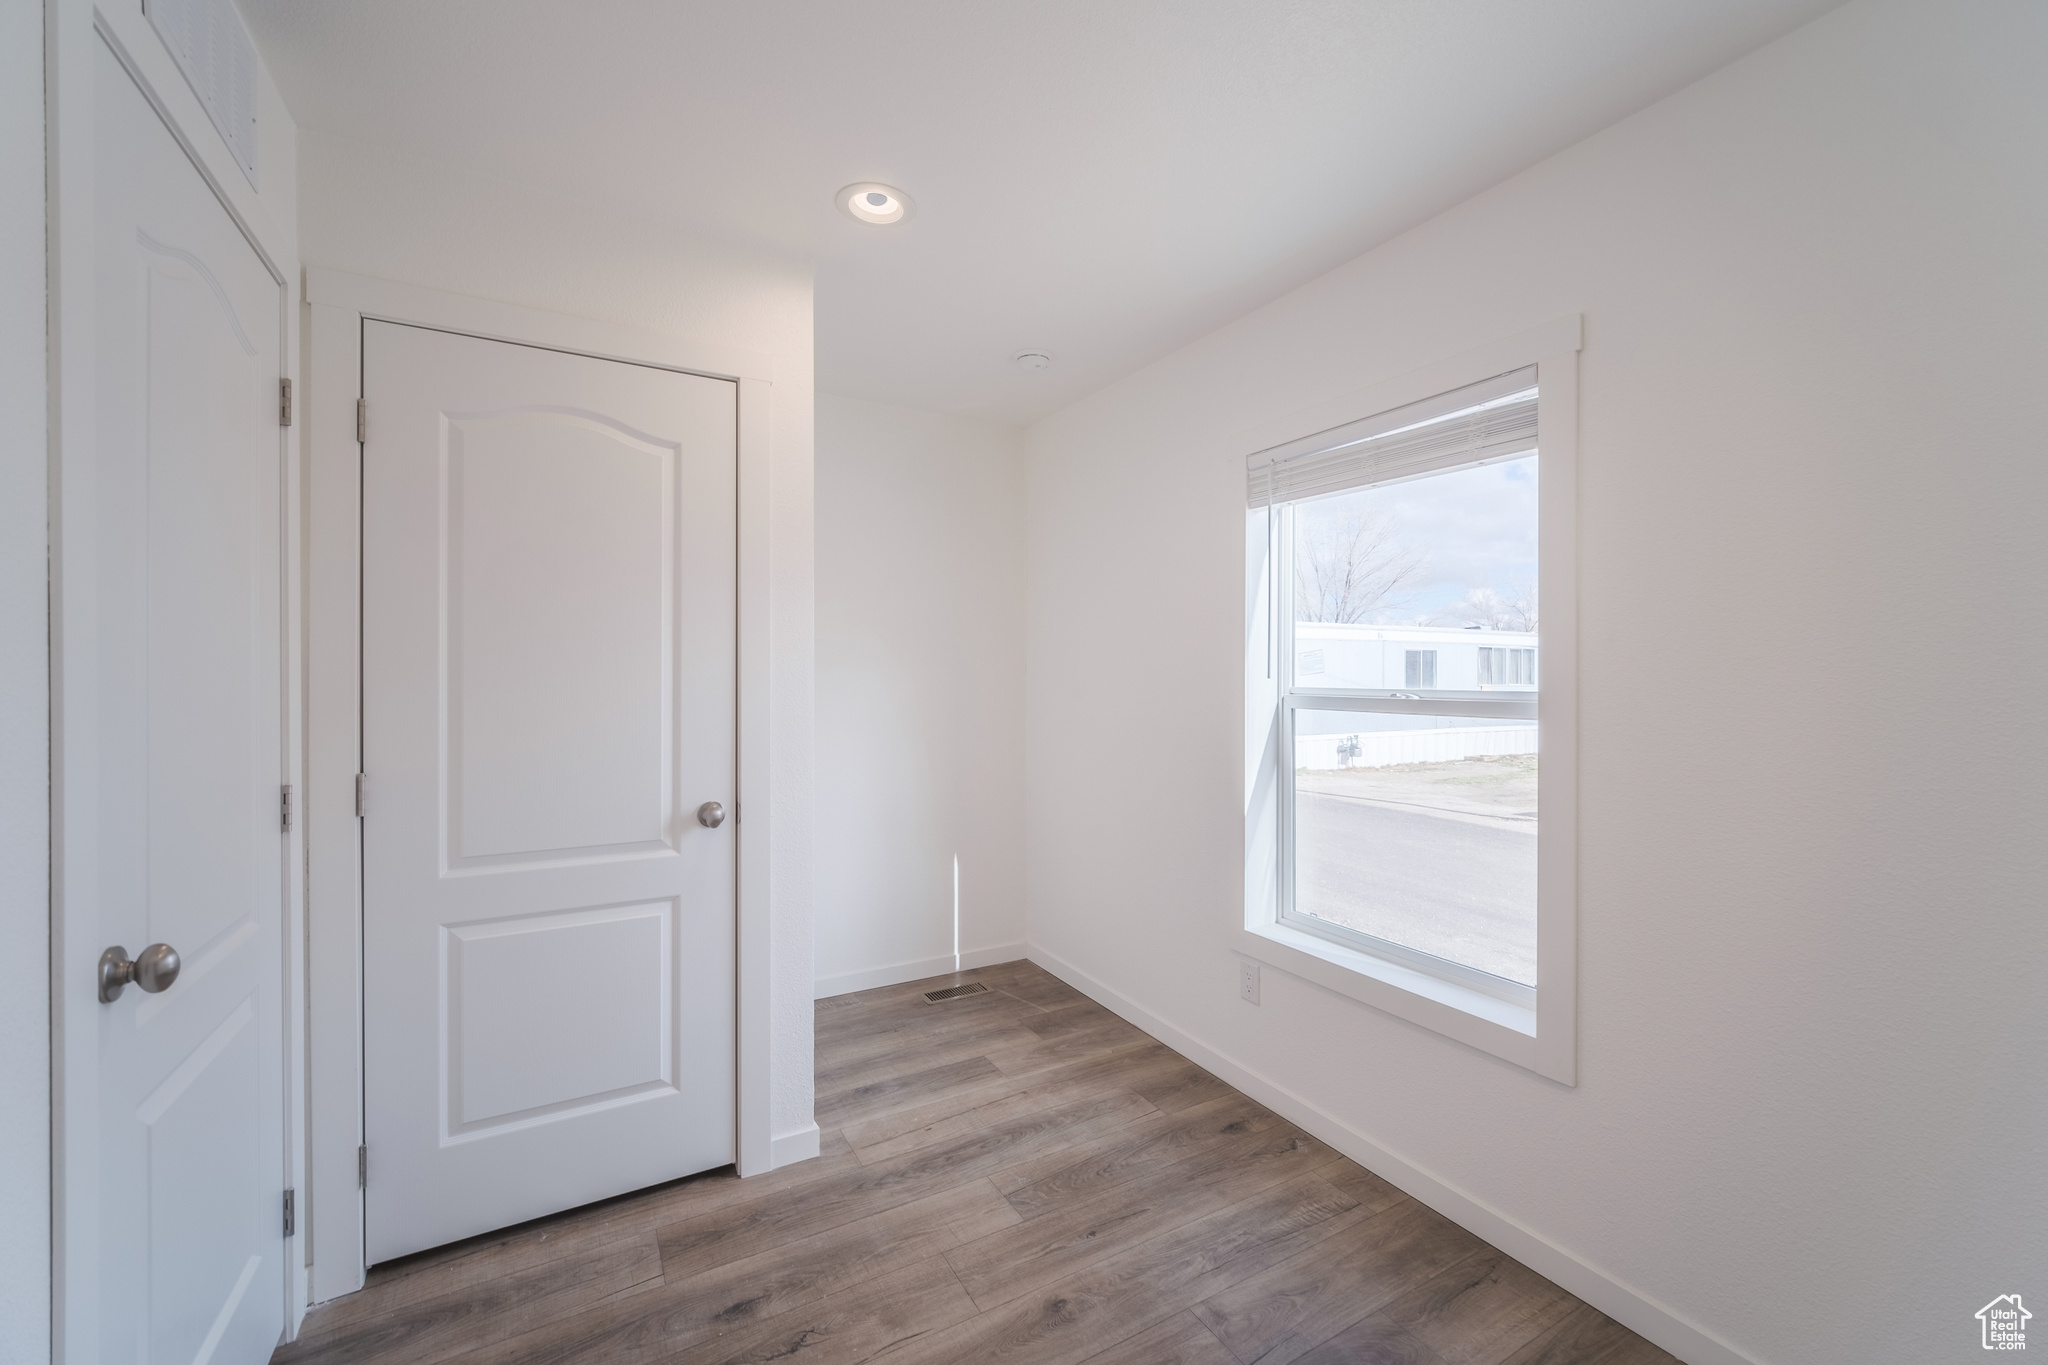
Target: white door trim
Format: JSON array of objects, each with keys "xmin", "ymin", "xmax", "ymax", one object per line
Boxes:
[
  {"xmin": 303, "ymin": 269, "xmax": 778, "ymax": 1304},
  {"xmin": 50, "ymin": 3, "xmax": 308, "ymax": 1355},
  {"xmin": 304, "ymin": 268, "xmax": 776, "ymax": 386}
]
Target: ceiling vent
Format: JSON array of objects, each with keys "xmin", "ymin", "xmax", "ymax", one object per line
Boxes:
[{"xmin": 147, "ymin": 0, "xmax": 260, "ymax": 187}]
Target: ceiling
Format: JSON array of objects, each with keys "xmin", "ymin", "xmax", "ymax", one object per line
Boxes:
[{"xmin": 240, "ymin": 0, "xmax": 1840, "ymax": 425}]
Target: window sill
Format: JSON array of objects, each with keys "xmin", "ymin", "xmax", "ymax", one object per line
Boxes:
[{"xmin": 1237, "ymin": 919, "xmax": 1560, "ymax": 1079}]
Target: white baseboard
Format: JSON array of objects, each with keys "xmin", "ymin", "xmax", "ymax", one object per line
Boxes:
[
  {"xmin": 1025, "ymin": 943, "xmax": 1763, "ymax": 1365},
  {"xmin": 813, "ymin": 942, "xmax": 1030, "ymax": 1000},
  {"xmin": 768, "ymin": 1123, "xmax": 821, "ymax": 1169}
]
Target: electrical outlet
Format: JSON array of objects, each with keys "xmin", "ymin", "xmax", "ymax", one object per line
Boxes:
[{"xmin": 1239, "ymin": 959, "xmax": 1261, "ymax": 1005}]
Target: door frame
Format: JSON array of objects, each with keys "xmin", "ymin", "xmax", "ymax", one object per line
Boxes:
[
  {"xmin": 48, "ymin": 3, "xmax": 308, "ymax": 1356},
  {"xmin": 302, "ymin": 268, "xmax": 780, "ymax": 1303}
]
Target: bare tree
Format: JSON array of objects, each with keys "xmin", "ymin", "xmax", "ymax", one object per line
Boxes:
[
  {"xmin": 1293, "ymin": 507, "xmax": 1426, "ymax": 623},
  {"xmin": 1442, "ymin": 577, "xmax": 1537, "ymax": 631}
]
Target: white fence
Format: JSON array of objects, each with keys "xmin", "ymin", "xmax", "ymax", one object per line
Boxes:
[{"xmin": 1296, "ymin": 725, "xmax": 1538, "ymax": 771}]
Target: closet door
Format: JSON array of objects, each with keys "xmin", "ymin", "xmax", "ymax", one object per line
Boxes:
[
  {"xmin": 361, "ymin": 321, "xmax": 737, "ymax": 1262},
  {"xmin": 91, "ymin": 34, "xmax": 288, "ymax": 1365}
]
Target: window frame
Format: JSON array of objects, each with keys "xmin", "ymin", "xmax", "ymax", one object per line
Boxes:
[{"xmin": 1241, "ymin": 317, "xmax": 1579, "ymax": 1083}]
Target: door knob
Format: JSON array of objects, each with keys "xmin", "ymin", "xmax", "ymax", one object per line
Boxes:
[
  {"xmin": 696, "ymin": 801, "xmax": 726, "ymax": 829},
  {"xmin": 99, "ymin": 943, "xmax": 181, "ymax": 1003}
]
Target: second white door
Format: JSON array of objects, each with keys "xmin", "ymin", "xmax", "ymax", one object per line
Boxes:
[{"xmin": 362, "ymin": 321, "xmax": 737, "ymax": 1262}]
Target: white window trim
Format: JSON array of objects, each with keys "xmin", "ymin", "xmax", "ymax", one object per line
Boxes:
[{"xmin": 1241, "ymin": 316, "xmax": 1580, "ymax": 1084}]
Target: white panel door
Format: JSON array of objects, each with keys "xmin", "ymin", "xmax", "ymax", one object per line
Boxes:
[
  {"xmin": 91, "ymin": 36, "xmax": 287, "ymax": 1365},
  {"xmin": 362, "ymin": 322, "xmax": 737, "ymax": 1262}
]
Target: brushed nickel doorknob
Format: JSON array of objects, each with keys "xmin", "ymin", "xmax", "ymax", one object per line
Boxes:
[
  {"xmin": 99, "ymin": 943, "xmax": 181, "ymax": 1003},
  {"xmin": 696, "ymin": 801, "xmax": 726, "ymax": 829}
]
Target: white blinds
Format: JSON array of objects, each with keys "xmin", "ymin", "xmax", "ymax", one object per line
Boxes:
[{"xmin": 1247, "ymin": 365, "xmax": 1537, "ymax": 508}]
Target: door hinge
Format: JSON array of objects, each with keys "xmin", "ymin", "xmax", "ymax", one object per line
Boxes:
[
  {"xmin": 279, "ymin": 377, "xmax": 293, "ymax": 427},
  {"xmin": 356, "ymin": 397, "xmax": 366, "ymax": 443},
  {"xmin": 281, "ymin": 783, "xmax": 294, "ymax": 833},
  {"xmin": 358, "ymin": 1146, "xmax": 368, "ymax": 1189},
  {"xmin": 355, "ymin": 773, "xmax": 366, "ymax": 818},
  {"xmin": 282, "ymin": 1188, "xmax": 295, "ymax": 1238}
]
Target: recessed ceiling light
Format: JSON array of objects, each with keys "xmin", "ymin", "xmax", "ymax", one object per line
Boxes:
[
  {"xmin": 839, "ymin": 182, "xmax": 913, "ymax": 225},
  {"xmin": 1013, "ymin": 351, "xmax": 1053, "ymax": 371}
]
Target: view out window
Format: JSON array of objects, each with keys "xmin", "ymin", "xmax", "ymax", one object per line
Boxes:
[{"xmin": 1254, "ymin": 367, "xmax": 1541, "ymax": 1004}]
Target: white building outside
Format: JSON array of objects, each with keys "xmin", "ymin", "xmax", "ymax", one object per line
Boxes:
[{"xmin": 1294, "ymin": 623, "xmax": 1539, "ymax": 770}]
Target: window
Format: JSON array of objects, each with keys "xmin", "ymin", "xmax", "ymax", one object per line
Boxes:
[
  {"xmin": 1243, "ymin": 326, "xmax": 1577, "ymax": 1082},
  {"xmin": 1478, "ymin": 647, "xmax": 1535, "ymax": 687},
  {"xmin": 1275, "ymin": 377, "xmax": 1539, "ymax": 997}
]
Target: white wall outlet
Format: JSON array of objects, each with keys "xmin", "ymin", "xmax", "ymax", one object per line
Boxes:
[{"xmin": 1239, "ymin": 959, "xmax": 1261, "ymax": 1005}]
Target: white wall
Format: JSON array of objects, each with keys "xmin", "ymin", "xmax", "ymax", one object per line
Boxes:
[
  {"xmin": 1021, "ymin": 4, "xmax": 2048, "ymax": 1364},
  {"xmin": 1, "ymin": 0, "xmax": 48, "ymax": 1355},
  {"xmin": 815, "ymin": 393, "xmax": 1026, "ymax": 996},
  {"xmin": 297, "ymin": 131, "xmax": 819, "ymax": 1150}
]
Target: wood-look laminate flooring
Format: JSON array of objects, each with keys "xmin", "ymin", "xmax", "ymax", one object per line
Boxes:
[{"xmin": 276, "ymin": 960, "xmax": 1682, "ymax": 1365}]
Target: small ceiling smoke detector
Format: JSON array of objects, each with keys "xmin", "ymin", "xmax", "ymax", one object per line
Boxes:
[
  {"xmin": 1013, "ymin": 351, "xmax": 1053, "ymax": 371},
  {"xmin": 839, "ymin": 182, "xmax": 913, "ymax": 225}
]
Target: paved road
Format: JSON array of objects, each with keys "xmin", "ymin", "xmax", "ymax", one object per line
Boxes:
[{"xmin": 1295, "ymin": 789, "xmax": 1536, "ymax": 986}]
